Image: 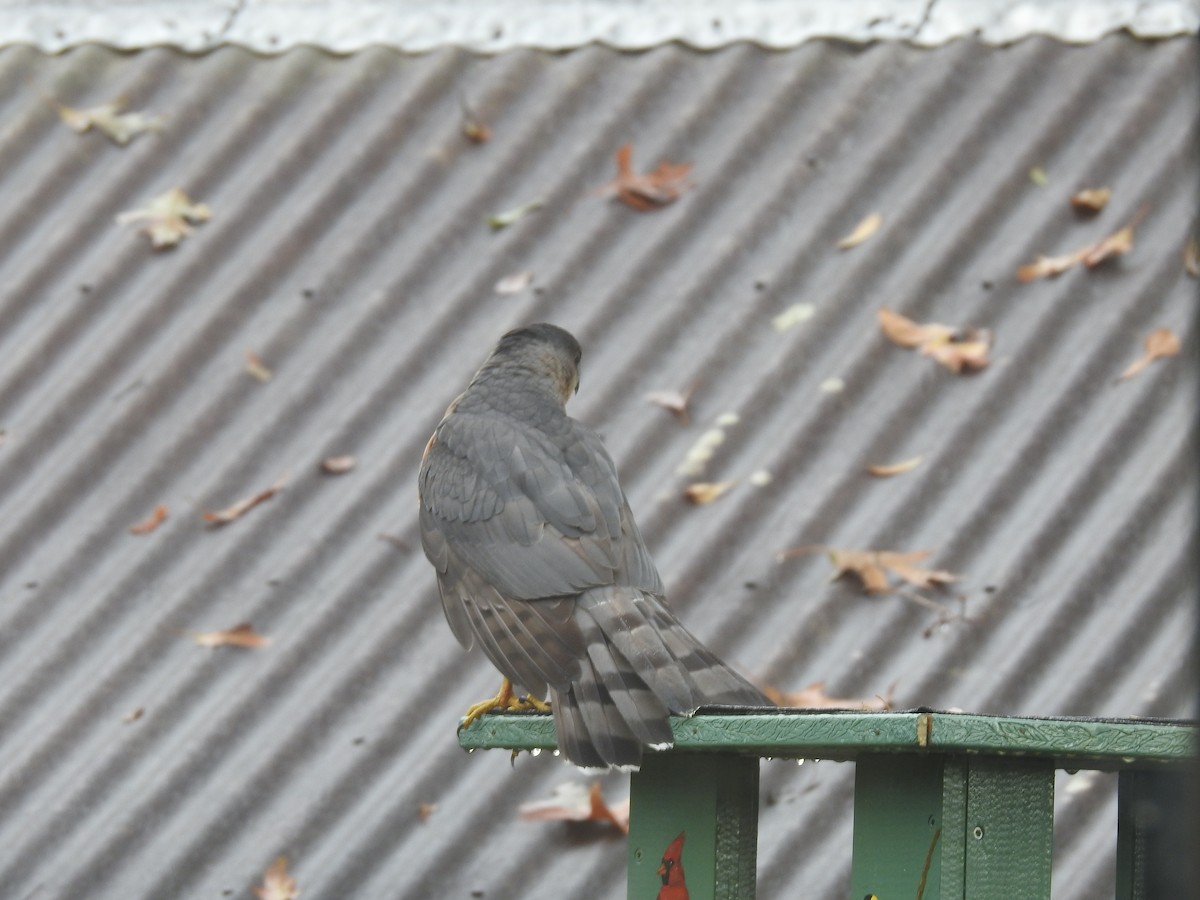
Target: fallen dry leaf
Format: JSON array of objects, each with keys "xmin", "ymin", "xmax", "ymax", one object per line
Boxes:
[
  {"xmin": 245, "ymin": 350, "xmax": 273, "ymax": 382},
  {"xmin": 320, "ymin": 455, "xmax": 356, "ymax": 474},
  {"xmin": 645, "ymin": 386, "xmax": 694, "ymax": 424},
  {"xmin": 253, "ymin": 856, "xmax": 299, "ymax": 900},
  {"xmin": 1185, "ymin": 237, "xmax": 1200, "ymax": 278},
  {"xmin": 877, "ymin": 308, "xmax": 953, "ymax": 348},
  {"xmin": 920, "ymin": 333, "xmax": 992, "ymax": 374},
  {"xmin": 129, "ymin": 504, "xmax": 168, "ymax": 534},
  {"xmin": 777, "ymin": 545, "xmax": 957, "ymax": 594},
  {"xmin": 1070, "ymin": 187, "xmax": 1111, "ymax": 214},
  {"xmin": 518, "ymin": 781, "xmax": 630, "ymax": 834},
  {"xmin": 875, "ymin": 551, "xmax": 958, "ymax": 592},
  {"xmin": 599, "ymin": 143, "xmax": 693, "ymax": 211},
  {"xmin": 898, "ymin": 589, "xmax": 973, "ymax": 638},
  {"xmin": 761, "ymin": 680, "xmax": 893, "ymax": 711},
  {"xmin": 771, "ymin": 303, "xmax": 816, "ymax": 333},
  {"xmin": 1017, "ymin": 206, "xmax": 1146, "ymax": 281},
  {"xmin": 116, "ymin": 187, "xmax": 211, "ymax": 249},
  {"xmin": 459, "ymin": 95, "xmax": 491, "ymax": 143},
  {"xmin": 676, "ymin": 425, "xmax": 728, "ymax": 477},
  {"xmin": 1016, "ymin": 251, "xmax": 1083, "ymax": 282},
  {"xmin": 203, "ymin": 479, "xmax": 285, "ymax": 526},
  {"xmin": 418, "ymin": 802, "xmax": 438, "ymax": 822},
  {"xmin": 1118, "ymin": 327, "xmax": 1181, "ymax": 382},
  {"xmin": 684, "ymin": 480, "xmax": 736, "ymax": 505},
  {"xmin": 867, "ymin": 456, "xmax": 923, "ymax": 478},
  {"xmin": 189, "ymin": 622, "xmax": 270, "ymax": 649},
  {"xmin": 53, "ymin": 97, "xmax": 164, "ymax": 145},
  {"xmin": 378, "ymin": 533, "xmax": 412, "ymax": 552},
  {"xmin": 494, "ymin": 270, "xmax": 533, "ymax": 295},
  {"xmin": 837, "ymin": 212, "xmax": 882, "ymax": 250},
  {"xmin": 1080, "ymin": 223, "xmax": 1135, "ymax": 268},
  {"xmin": 877, "ymin": 309, "xmax": 991, "ymax": 374},
  {"xmin": 488, "ymin": 198, "xmax": 543, "ymax": 230},
  {"xmin": 123, "ymin": 706, "xmax": 145, "ymax": 724}
]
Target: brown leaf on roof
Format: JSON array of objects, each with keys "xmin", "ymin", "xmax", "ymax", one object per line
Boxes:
[
  {"xmin": 116, "ymin": 187, "xmax": 211, "ymax": 249},
  {"xmin": 837, "ymin": 212, "xmax": 883, "ymax": 250},
  {"xmin": 874, "ymin": 550, "xmax": 958, "ymax": 591},
  {"xmin": 189, "ymin": 622, "xmax": 270, "ymax": 649},
  {"xmin": 645, "ymin": 385, "xmax": 694, "ymax": 424},
  {"xmin": 920, "ymin": 331, "xmax": 992, "ymax": 374},
  {"xmin": 761, "ymin": 680, "xmax": 893, "ymax": 711},
  {"xmin": 245, "ymin": 350, "xmax": 273, "ymax": 382},
  {"xmin": 877, "ymin": 308, "xmax": 953, "ymax": 348},
  {"xmin": 53, "ymin": 97, "xmax": 164, "ymax": 145},
  {"xmin": 417, "ymin": 802, "xmax": 438, "ymax": 822},
  {"xmin": 378, "ymin": 533, "xmax": 412, "ymax": 552},
  {"xmin": 866, "ymin": 456, "xmax": 923, "ymax": 478},
  {"xmin": 683, "ymin": 480, "xmax": 736, "ymax": 505},
  {"xmin": 877, "ymin": 309, "xmax": 991, "ymax": 374},
  {"xmin": 253, "ymin": 856, "xmax": 299, "ymax": 900},
  {"xmin": 320, "ymin": 455, "xmax": 356, "ymax": 475},
  {"xmin": 600, "ymin": 144, "xmax": 693, "ymax": 211},
  {"xmin": 518, "ymin": 781, "xmax": 630, "ymax": 834},
  {"xmin": 1185, "ymin": 237, "xmax": 1200, "ymax": 279},
  {"xmin": 1069, "ymin": 187, "xmax": 1111, "ymax": 215},
  {"xmin": 1080, "ymin": 223, "xmax": 1135, "ymax": 268},
  {"xmin": 777, "ymin": 545, "xmax": 957, "ymax": 594},
  {"xmin": 1017, "ymin": 206, "xmax": 1146, "ymax": 281},
  {"xmin": 1117, "ymin": 327, "xmax": 1181, "ymax": 382},
  {"xmin": 1180, "ymin": 234, "xmax": 1200, "ymax": 277},
  {"xmin": 129, "ymin": 504, "xmax": 168, "ymax": 535},
  {"xmin": 459, "ymin": 95, "xmax": 491, "ymax": 144},
  {"xmin": 1016, "ymin": 252, "xmax": 1082, "ymax": 282},
  {"xmin": 202, "ymin": 478, "xmax": 285, "ymax": 526}
]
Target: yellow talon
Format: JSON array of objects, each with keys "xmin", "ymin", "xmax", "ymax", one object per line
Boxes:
[{"xmin": 459, "ymin": 677, "xmax": 551, "ymax": 731}]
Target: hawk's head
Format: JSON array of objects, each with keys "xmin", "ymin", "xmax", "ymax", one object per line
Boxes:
[{"xmin": 493, "ymin": 323, "xmax": 583, "ymax": 405}]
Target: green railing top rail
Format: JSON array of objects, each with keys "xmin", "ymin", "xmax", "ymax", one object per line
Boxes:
[{"xmin": 458, "ymin": 708, "xmax": 1197, "ymax": 769}]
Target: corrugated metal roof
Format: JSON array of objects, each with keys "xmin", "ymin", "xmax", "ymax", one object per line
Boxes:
[{"xmin": 0, "ymin": 34, "xmax": 1195, "ymax": 900}]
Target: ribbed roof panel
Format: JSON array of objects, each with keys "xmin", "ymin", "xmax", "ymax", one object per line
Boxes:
[{"xmin": 0, "ymin": 37, "xmax": 1194, "ymax": 899}]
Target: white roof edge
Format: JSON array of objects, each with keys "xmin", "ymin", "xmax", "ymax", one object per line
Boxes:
[{"xmin": 2, "ymin": 0, "xmax": 1198, "ymax": 54}]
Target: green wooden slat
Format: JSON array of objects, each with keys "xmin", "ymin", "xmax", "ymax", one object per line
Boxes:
[
  {"xmin": 939, "ymin": 758, "xmax": 968, "ymax": 898},
  {"xmin": 850, "ymin": 756, "xmax": 946, "ymax": 899},
  {"xmin": 962, "ymin": 758, "xmax": 1055, "ymax": 898},
  {"xmin": 627, "ymin": 754, "xmax": 759, "ymax": 900},
  {"xmin": 1116, "ymin": 770, "xmax": 1152, "ymax": 900},
  {"xmin": 458, "ymin": 711, "xmax": 1196, "ymax": 767}
]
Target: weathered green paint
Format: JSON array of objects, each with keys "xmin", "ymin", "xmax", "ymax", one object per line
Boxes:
[
  {"xmin": 850, "ymin": 755, "xmax": 946, "ymax": 899},
  {"xmin": 627, "ymin": 753, "xmax": 759, "ymax": 900},
  {"xmin": 459, "ymin": 710, "xmax": 1196, "ymax": 768},
  {"xmin": 962, "ymin": 758, "xmax": 1054, "ymax": 898}
]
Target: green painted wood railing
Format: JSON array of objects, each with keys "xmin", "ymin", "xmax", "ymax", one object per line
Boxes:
[{"xmin": 458, "ymin": 709, "xmax": 1197, "ymax": 900}]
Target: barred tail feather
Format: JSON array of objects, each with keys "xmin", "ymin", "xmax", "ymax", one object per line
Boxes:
[{"xmin": 551, "ymin": 587, "xmax": 769, "ymax": 769}]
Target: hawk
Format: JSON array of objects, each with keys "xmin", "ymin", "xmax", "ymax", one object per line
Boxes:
[{"xmin": 418, "ymin": 323, "xmax": 768, "ymax": 768}]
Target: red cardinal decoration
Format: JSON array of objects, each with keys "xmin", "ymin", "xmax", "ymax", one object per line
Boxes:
[{"xmin": 657, "ymin": 831, "xmax": 689, "ymax": 900}]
